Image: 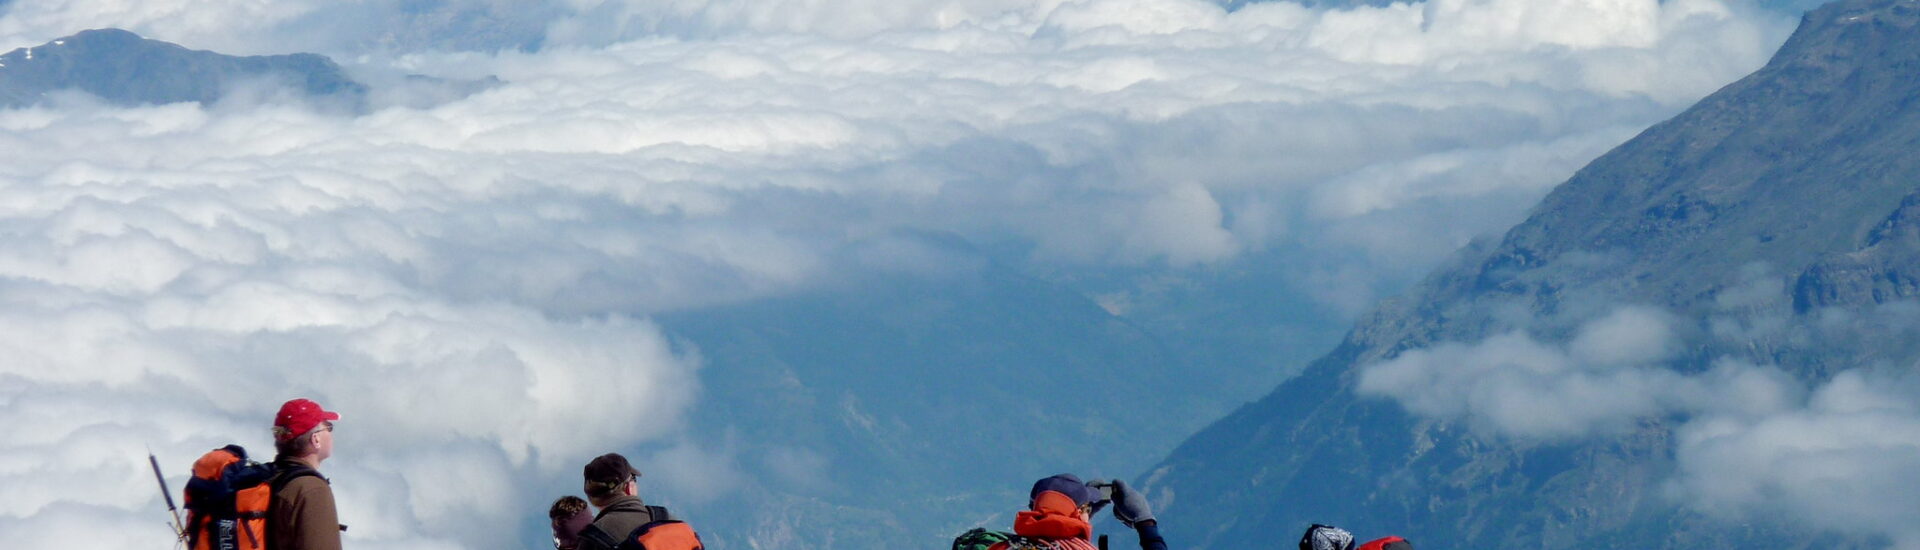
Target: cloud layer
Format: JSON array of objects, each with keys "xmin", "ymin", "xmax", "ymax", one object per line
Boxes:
[
  {"xmin": 1675, "ymin": 369, "xmax": 1920, "ymax": 548},
  {"xmin": 0, "ymin": 0, "xmax": 1801, "ymax": 548},
  {"xmin": 1360, "ymin": 299, "xmax": 1920, "ymax": 547},
  {"xmin": 1358, "ymin": 306, "xmax": 1804, "ymax": 439}
]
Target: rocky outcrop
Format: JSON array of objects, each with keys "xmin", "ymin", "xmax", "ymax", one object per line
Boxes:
[{"xmin": 1796, "ymin": 192, "xmax": 1920, "ymax": 312}]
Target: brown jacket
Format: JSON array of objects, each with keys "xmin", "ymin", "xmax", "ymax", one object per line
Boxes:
[{"xmin": 268, "ymin": 459, "xmax": 342, "ymax": 550}]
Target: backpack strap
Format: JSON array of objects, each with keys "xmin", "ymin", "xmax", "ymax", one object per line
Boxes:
[
  {"xmin": 185, "ymin": 510, "xmax": 209, "ymax": 550},
  {"xmin": 645, "ymin": 505, "xmax": 672, "ymax": 522},
  {"xmin": 242, "ymin": 516, "xmax": 263, "ymax": 549},
  {"xmin": 267, "ymin": 462, "xmax": 324, "ymax": 493},
  {"xmin": 579, "ymin": 524, "xmax": 621, "ymax": 550}
]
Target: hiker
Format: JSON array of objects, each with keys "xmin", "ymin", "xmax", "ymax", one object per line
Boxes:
[
  {"xmin": 1013, "ymin": 473, "xmax": 1103, "ymax": 550},
  {"xmin": 576, "ymin": 453, "xmax": 703, "ymax": 550},
  {"xmin": 953, "ymin": 474, "xmax": 1166, "ymax": 550},
  {"xmin": 1300, "ymin": 524, "xmax": 1412, "ymax": 550},
  {"xmin": 550, "ymin": 495, "xmax": 594, "ymax": 550},
  {"xmin": 1300, "ymin": 524, "xmax": 1354, "ymax": 550},
  {"xmin": 267, "ymin": 398, "xmax": 343, "ymax": 550}
]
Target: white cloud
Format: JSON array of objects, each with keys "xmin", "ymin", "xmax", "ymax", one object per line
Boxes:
[
  {"xmin": 1359, "ymin": 311, "xmax": 1658, "ymax": 440},
  {"xmin": 1358, "ymin": 305, "xmax": 1815, "ymax": 438},
  {"xmin": 0, "ymin": 502, "xmax": 173, "ymax": 550},
  {"xmin": 1674, "ymin": 370, "xmax": 1920, "ymax": 548},
  {"xmin": 1041, "ymin": 0, "xmax": 1229, "ymax": 36},
  {"xmin": 1568, "ymin": 305, "xmax": 1680, "ymax": 366},
  {"xmin": 1361, "ymin": 301, "xmax": 1920, "ymax": 545},
  {"xmin": 0, "ymin": 0, "xmax": 1803, "ymax": 548}
]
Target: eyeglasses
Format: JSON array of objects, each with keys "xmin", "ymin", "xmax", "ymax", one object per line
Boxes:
[{"xmin": 321, "ymin": 421, "xmax": 335, "ymax": 433}]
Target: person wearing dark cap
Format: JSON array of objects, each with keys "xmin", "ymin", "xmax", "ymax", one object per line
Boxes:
[
  {"xmin": 959, "ymin": 474, "xmax": 1167, "ymax": 550},
  {"xmin": 267, "ymin": 398, "xmax": 344, "ymax": 550},
  {"xmin": 1008, "ymin": 474, "xmax": 1104, "ymax": 550},
  {"xmin": 1299, "ymin": 524, "xmax": 1355, "ymax": 550},
  {"xmin": 550, "ymin": 495, "xmax": 594, "ymax": 550},
  {"xmin": 576, "ymin": 453, "xmax": 703, "ymax": 550}
]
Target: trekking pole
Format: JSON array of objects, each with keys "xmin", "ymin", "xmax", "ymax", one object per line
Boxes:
[{"xmin": 148, "ymin": 446, "xmax": 187, "ymax": 543}]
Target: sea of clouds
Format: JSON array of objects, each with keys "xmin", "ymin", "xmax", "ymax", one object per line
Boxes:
[{"xmin": 0, "ymin": 0, "xmax": 1804, "ymax": 548}]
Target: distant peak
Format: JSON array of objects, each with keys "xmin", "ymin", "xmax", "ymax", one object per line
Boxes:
[
  {"xmin": 1805, "ymin": 0, "xmax": 1919, "ymax": 29},
  {"xmin": 0, "ymin": 27, "xmax": 369, "ymax": 111},
  {"xmin": 59, "ymin": 28, "xmax": 146, "ymax": 45},
  {"xmin": 1756, "ymin": 0, "xmax": 1919, "ymax": 79}
]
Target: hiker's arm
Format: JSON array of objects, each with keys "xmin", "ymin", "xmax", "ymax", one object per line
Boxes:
[
  {"xmin": 1133, "ymin": 520, "xmax": 1167, "ymax": 550},
  {"xmin": 1108, "ymin": 479, "xmax": 1164, "ymax": 550}
]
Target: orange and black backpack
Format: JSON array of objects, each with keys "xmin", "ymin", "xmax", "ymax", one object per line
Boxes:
[
  {"xmin": 183, "ymin": 445, "xmax": 317, "ymax": 550},
  {"xmin": 579, "ymin": 506, "xmax": 704, "ymax": 550}
]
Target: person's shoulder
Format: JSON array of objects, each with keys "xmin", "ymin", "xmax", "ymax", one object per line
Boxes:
[
  {"xmin": 599, "ymin": 497, "xmax": 650, "ymax": 516},
  {"xmin": 278, "ymin": 473, "xmax": 333, "ymax": 497}
]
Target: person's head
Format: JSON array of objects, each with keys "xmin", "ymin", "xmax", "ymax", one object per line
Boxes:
[
  {"xmin": 549, "ymin": 495, "xmax": 593, "ymax": 550},
  {"xmin": 1028, "ymin": 474, "xmax": 1102, "ymax": 519},
  {"xmin": 582, "ymin": 453, "xmax": 641, "ymax": 508},
  {"xmin": 272, "ymin": 398, "xmax": 340, "ymax": 465}
]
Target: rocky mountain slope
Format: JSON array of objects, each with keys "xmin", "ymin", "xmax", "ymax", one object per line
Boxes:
[{"xmin": 1144, "ymin": 0, "xmax": 1920, "ymax": 547}]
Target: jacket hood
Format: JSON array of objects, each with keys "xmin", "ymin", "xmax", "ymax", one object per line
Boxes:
[{"xmin": 1013, "ymin": 491, "xmax": 1092, "ymax": 540}]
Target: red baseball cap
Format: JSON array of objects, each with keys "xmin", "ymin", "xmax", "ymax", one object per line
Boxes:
[{"xmin": 274, "ymin": 398, "xmax": 341, "ymax": 442}]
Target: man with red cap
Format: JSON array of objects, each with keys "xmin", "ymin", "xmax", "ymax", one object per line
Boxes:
[{"xmin": 267, "ymin": 398, "xmax": 343, "ymax": 550}]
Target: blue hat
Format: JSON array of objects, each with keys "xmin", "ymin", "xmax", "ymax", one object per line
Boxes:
[{"xmin": 1029, "ymin": 473, "xmax": 1101, "ymax": 507}]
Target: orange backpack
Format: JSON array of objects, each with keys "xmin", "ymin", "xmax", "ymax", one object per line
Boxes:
[
  {"xmin": 182, "ymin": 445, "xmax": 291, "ymax": 550},
  {"xmin": 624, "ymin": 520, "xmax": 703, "ymax": 550}
]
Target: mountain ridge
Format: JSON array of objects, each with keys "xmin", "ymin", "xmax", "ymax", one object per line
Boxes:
[
  {"xmin": 0, "ymin": 28, "xmax": 367, "ymax": 109},
  {"xmin": 1145, "ymin": 0, "xmax": 1920, "ymax": 547}
]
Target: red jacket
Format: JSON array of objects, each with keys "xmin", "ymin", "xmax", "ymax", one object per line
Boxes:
[{"xmin": 1358, "ymin": 536, "xmax": 1412, "ymax": 550}]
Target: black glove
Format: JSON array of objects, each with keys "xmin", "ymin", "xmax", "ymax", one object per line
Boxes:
[{"xmin": 1110, "ymin": 479, "xmax": 1154, "ymax": 528}]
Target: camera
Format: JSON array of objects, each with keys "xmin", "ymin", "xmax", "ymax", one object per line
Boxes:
[{"xmin": 1086, "ymin": 479, "xmax": 1116, "ymax": 514}]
